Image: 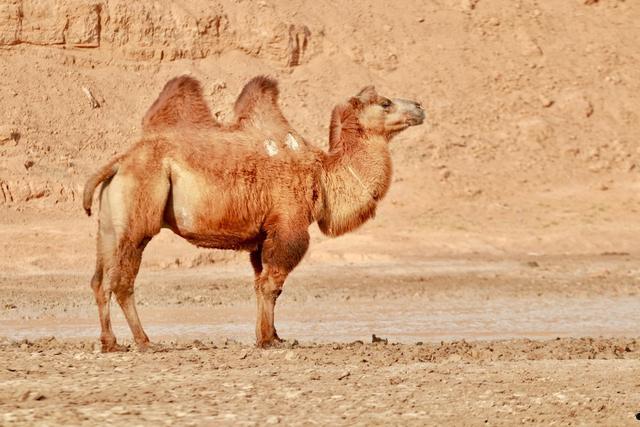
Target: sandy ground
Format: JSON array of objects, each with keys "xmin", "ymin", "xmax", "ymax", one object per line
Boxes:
[
  {"xmin": 1, "ymin": 338, "xmax": 639, "ymax": 426},
  {"xmin": 1, "ymin": 251, "xmax": 639, "ymax": 425}
]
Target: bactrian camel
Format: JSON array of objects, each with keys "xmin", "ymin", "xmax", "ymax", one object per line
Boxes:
[{"xmin": 83, "ymin": 75, "xmax": 425, "ymax": 351}]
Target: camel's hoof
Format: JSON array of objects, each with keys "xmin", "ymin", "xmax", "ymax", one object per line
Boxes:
[
  {"xmin": 101, "ymin": 342, "xmax": 128, "ymax": 353},
  {"xmin": 256, "ymin": 337, "xmax": 294, "ymax": 349},
  {"xmin": 256, "ymin": 339, "xmax": 277, "ymax": 349}
]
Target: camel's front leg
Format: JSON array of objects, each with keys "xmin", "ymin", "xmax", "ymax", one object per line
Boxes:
[
  {"xmin": 255, "ymin": 267, "xmax": 287, "ymax": 348},
  {"xmin": 254, "ymin": 225, "xmax": 309, "ymax": 348},
  {"xmin": 251, "ymin": 246, "xmax": 283, "ymax": 344}
]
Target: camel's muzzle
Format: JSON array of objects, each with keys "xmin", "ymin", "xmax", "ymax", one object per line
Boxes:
[{"xmin": 393, "ymin": 98, "xmax": 425, "ymax": 126}]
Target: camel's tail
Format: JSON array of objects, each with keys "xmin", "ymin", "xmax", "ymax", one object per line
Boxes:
[{"xmin": 83, "ymin": 156, "xmax": 121, "ymax": 216}]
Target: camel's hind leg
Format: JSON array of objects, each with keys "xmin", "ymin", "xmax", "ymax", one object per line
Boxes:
[
  {"xmin": 110, "ymin": 238, "xmax": 152, "ymax": 350},
  {"xmin": 93, "ymin": 156, "xmax": 169, "ymax": 352},
  {"xmin": 91, "ymin": 221, "xmax": 125, "ymax": 352}
]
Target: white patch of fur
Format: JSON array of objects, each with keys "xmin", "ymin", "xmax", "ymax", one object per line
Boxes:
[
  {"xmin": 264, "ymin": 139, "xmax": 279, "ymax": 156},
  {"xmin": 105, "ymin": 174, "xmax": 129, "ymax": 238},
  {"xmin": 179, "ymin": 206, "xmax": 192, "ymax": 229},
  {"xmin": 169, "ymin": 162, "xmax": 204, "ymax": 233},
  {"xmin": 285, "ymin": 133, "xmax": 300, "ymax": 151}
]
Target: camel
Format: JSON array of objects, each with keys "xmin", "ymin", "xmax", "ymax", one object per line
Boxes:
[{"xmin": 83, "ymin": 75, "xmax": 425, "ymax": 351}]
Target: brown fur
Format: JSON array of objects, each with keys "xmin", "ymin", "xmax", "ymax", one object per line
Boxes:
[
  {"xmin": 83, "ymin": 76, "xmax": 424, "ymax": 351},
  {"xmin": 82, "ymin": 155, "xmax": 121, "ymax": 216},
  {"xmin": 233, "ymin": 76, "xmax": 288, "ymax": 129},
  {"xmin": 142, "ymin": 75, "xmax": 219, "ymax": 132}
]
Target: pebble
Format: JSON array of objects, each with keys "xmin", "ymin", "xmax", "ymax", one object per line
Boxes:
[
  {"xmin": 266, "ymin": 415, "xmax": 280, "ymax": 424},
  {"xmin": 0, "ymin": 125, "xmax": 18, "ymax": 143},
  {"xmin": 539, "ymin": 95, "xmax": 553, "ymax": 108},
  {"xmin": 372, "ymin": 334, "xmax": 388, "ymax": 344},
  {"xmin": 338, "ymin": 371, "xmax": 350, "ymax": 380},
  {"xmin": 460, "ymin": 0, "xmax": 478, "ymax": 11}
]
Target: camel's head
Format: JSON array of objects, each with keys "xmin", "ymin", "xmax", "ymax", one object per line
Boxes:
[
  {"xmin": 351, "ymin": 86, "xmax": 425, "ymax": 138},
  {"xmin": 329, "ymin": 86, "xmax": 425, "ymax": 150}
]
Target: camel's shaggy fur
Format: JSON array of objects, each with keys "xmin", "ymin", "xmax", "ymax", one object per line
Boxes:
[
  {"xmin": 83, "ymin": 75, "xmax": 424, "ymax": 351},
  {"xmin": 141, "ymin": 75, "xmax": 219, "ymax": 132}
]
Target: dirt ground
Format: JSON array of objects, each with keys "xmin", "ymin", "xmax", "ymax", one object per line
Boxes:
[
  {"xmin": 1, "ymin": 0, "xmax": 640, "ymax": 425},
  {"xmin": 1, "ymin": 251, "xmax": 639, "ymax": 425},
  {"xmin": 1, "ymin": 337, "xmax": 639, "ymax": 426}
]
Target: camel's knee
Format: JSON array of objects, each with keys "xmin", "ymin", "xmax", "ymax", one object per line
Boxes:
[
  {"xmin": 113, "ymin": 284, "xmax": 134, "ymax": 305},
  {"xmin": 90, "ymin": 267, "xmax": 108, "ymax": 307},
  {"xmin": 256, "ymin": 269, "xmax": 286, "ymax": 300},
  {"xmin": 110, "ymin": 267, "xmax": 134, "ymax": 304},
  {"xmin": 90, "ymin": 270, "xmax": 102, "ymax": 293}
]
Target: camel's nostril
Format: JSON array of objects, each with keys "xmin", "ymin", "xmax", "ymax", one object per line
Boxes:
[{"xmin": 415, "ymin": 102, "xmax": 423, "ymax": 110}]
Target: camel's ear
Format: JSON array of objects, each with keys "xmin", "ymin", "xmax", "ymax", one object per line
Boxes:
[{"xmin": 356, "ymin": 85, "xmax": 377, "ymax": 103}]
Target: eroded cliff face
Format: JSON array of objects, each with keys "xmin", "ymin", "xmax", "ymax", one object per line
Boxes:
[
  {"xmin": 0, "ymin": 0, "xmax": 638, "ymax": 257},
  {"xmin": 0, "ymin": 0, "xmax": 319, "ymax": 65}
]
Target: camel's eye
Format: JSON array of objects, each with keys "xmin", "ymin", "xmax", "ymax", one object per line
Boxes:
[{"xmin": 380, "ymin": 99, "xmax": 392, "ymax": 110}]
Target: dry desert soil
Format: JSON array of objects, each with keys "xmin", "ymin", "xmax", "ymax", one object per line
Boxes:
[{"xmin": 1, "ymin": 0, "xmax": 640, "ymax": 425}]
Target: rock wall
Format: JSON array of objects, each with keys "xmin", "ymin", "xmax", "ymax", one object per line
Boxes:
[{"xmin": 0, "ymin": 0, "xmax": 319, "ymax": 66}]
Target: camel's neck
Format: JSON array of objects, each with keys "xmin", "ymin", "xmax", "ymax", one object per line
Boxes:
[{"xmin": 317, "ymin": 134, "xmax": 392, "ymax": 236}]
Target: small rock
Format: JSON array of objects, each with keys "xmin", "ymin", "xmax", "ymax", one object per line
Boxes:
[
  {"xmin": 460, "ymin": 0, "xmax": 479, "ymax": 11},
  {"xmin": 284, "ymin": 351, "xmax": 296, "ymax": 361},
  {"xmin": 526, "ymin": 261, "xmax": 540, "ymax": 268},
  {"xmin": 266, "ymin": 415, "xmax": 280, "ymax": 424},
  {"xmin": 539, "ymin": 95, "xmax": 553, "ymax": 108},
  {"xmin": 372, "ymin": 334, "xmax": 388, "ymax": 344},
  {"xmin": 338, "ymin": 371, "xmax": 350, "ymax": 380},
  {"xmin": 0, "ymin": 125, "xmax": 19, "ymax": 144},
  {"xmin": 24, "ymin": 160, "xmax": 35, "ymax": 170},
  {"xmin": 20, "ymin": 391, "xmax": 46, "ymax": 401},
  {"xmin": 82, "ymin": 87, "xmax": 100, "ymax": 109},
  {"xmin": 465, "ymin": 187, "xmax": 483, "ymax": 197},
  {"xmin": 585, "ymin": 101, "xmax": 594, "ymax": 117},
  {"xmin": 239, "ymin": 349, "xmax": 249, "ymax": 360}
]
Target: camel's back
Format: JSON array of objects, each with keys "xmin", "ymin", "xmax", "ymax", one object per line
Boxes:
[{"xmin": 161, "ymin": 128, "xmax": 322, "ymax": 190}]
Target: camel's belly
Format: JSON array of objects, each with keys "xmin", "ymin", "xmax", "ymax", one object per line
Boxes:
[
  {"xmin": 162, "ymin": 172, "xmax": 266, "ymax": 251},
  {"xmin": 163, "ymin": 196, "xmax": 265, "ymax": 250}
]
